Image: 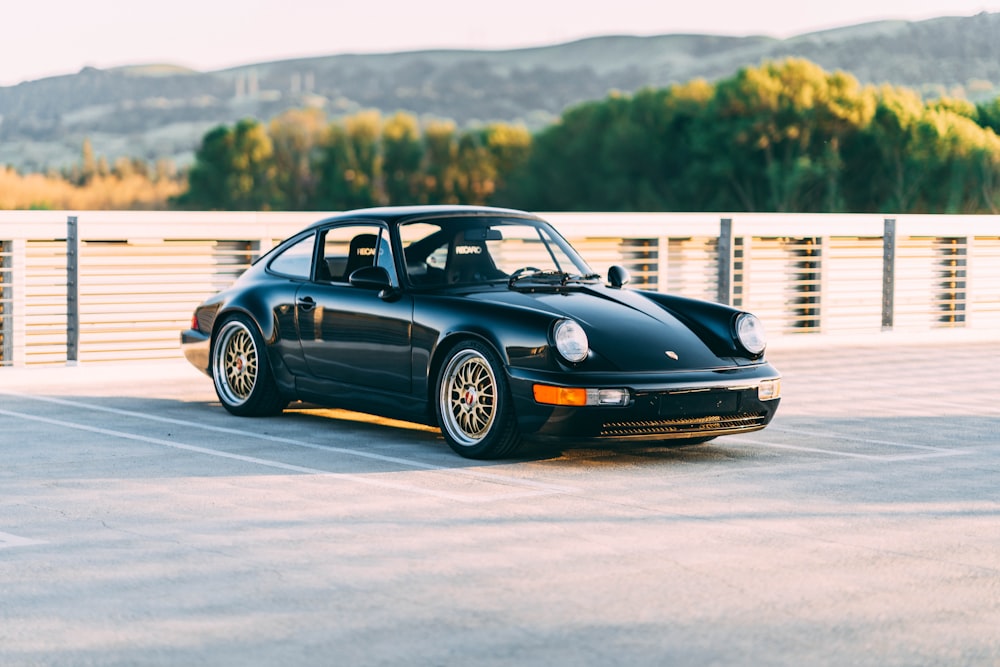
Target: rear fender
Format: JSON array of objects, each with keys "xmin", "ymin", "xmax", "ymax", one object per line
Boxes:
[{"xmin": 210, "ymin": 299, "xmax": 298, "ymax": 397}]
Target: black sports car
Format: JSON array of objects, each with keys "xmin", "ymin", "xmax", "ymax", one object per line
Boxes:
[{"xmin": 181, "ymin": 205, "xmax": 781, "ymax": 459}]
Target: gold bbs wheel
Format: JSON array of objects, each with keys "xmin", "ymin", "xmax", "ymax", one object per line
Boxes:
[
  {"xmin": 214, "ymin": 319, "xmax": 258, "ymax": 406},
  {"xmin": 436, "ymin": 341, "xmax": 522, "ymax": 459},
  {"xmin": 211, "ymin": 315, "xmax": 287, "ymax": 417}
]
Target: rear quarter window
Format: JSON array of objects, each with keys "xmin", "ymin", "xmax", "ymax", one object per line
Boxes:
[{"xmin": 268, "ymin": 234, "xmax": 316, "ymax": 279}]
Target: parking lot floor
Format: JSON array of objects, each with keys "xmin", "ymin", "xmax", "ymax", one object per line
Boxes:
[{"xmin": 1, "ymin": 337, "xmax": 998, "ymax": 666}]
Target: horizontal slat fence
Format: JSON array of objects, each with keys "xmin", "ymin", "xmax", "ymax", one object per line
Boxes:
[
  {"xmin": 0, "ymin": 211, "xmax": 996, "ymax": 366},
  {"xmin": 971, "ymin": 237, "xmax": 1000, "ymax": 327}
]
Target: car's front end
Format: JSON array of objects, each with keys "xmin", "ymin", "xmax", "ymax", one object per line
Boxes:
[
  {"xmin": 454, "ymin": 283, "xmax": 782, "ymax": 444},
  {"xmin": 508, "ymin": 364, "xmax": 780, "ymax": 442}
]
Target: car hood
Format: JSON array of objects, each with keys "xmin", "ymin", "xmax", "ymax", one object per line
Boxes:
[{"xmin": 466, "ymin": 286, "xmax": 734, "ymax": 371}]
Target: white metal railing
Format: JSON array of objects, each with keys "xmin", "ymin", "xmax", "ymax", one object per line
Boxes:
[{"xmin": 0, "ymin": 210, "xmax": 997, "ymax": 366}]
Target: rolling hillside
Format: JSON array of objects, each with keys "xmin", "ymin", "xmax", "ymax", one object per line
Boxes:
[{"xmin": 1, "ymin": 11, "xmax": 998, "ymax": 171}]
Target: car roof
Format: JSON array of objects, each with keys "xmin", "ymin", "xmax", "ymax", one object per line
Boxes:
[{"xmin": 301, "ymin": 205, "xmax": 544, "ymax": 231}]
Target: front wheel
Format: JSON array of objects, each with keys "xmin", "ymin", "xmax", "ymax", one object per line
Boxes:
[
  {"xmin": 211, "ymin": 315, "xmax": 288, "ymax": 417},
  {"xmin": 436, "ymin": 340, "xmax": 522, "ymax": 459}
]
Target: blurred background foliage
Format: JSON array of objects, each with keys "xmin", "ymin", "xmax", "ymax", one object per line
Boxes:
[{"xmin": 5, "ymin": 59, "xmax": 1000, "ymax": 214}]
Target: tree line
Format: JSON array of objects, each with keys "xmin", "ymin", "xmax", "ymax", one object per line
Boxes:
[
  {"xmin": 177, "ymin": 59, "xmax": 1000, "ymax": 214},
  {"xmin": 517, "ymin": 59, "xmax": 1000, "ymax": 213},
  {"xmin": 6, "ymin": 58, "xmax": 1000, "ymax": 213},
  {"xmin": 174, "ymin": 108, "xmax": 532, "ymax": 211}
]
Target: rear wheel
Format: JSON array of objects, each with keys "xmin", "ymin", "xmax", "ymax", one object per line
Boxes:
[
  {"xmin": 436, "ymin": 340, "xmax": 522, "ymax": 459},
  {"xmin": 211, "ymin": 315, "xmax": 287, "ymax": 417}
]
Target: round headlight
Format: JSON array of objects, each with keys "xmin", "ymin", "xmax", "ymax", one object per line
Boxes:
[
  {"xmin": 553, "ymin": 319, "xmax": 589, "ymax": 363},
  {"xmin": 735, "ymin": 313, "xmax": 767, "ymax": 356}
]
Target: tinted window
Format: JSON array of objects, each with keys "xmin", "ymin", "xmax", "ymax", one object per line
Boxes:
[
  {"xmin": 317, "ymin": 224, "xmax": 397, "ymax": 284},
  {"xmin": 268, "ymin": 234, "xmax": 315, "ymax": 279},
  {"xmin": 400, "ymin": 218, "xmax": 591, "ymax": 287}
]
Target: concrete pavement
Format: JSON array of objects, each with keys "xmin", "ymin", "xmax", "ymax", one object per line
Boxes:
[{"xmin": 1, "ymin": 338, "xmax": 998, "ymax": 666}]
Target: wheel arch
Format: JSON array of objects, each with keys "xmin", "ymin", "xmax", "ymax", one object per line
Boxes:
[
  {"xmin": 208, "ymin": 306, "xmax": 296, "ymax": 396},
  {"xmin": 426, "ymin": 330, "xmax": 507, "ymax": 408},
  {"xmin": 430, "ymin": 332, "xmax": 523, "ymax": 459},
  {"xmin": 208, "ymin": 310, "xmax": 289, "ymax": 416},
  {"xmin": 209, "ymin": 306, "xmax": 263, "ymax": 359}
]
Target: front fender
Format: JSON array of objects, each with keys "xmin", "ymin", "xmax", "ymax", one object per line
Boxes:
[
  {"xmin": 416, "ymin": 298, "xmax": 559, "ymax": 410},
  {"xmin": 638, "ymin": 291, "xmax": 756, "ymax": 359}
]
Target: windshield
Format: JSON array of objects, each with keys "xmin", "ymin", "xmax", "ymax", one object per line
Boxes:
[{"xmin": 399, "ymin": 217, "xmax": 595, "ymax": 288}]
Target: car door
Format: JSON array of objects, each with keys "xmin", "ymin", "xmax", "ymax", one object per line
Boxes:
[
  {"xmin": 295, "ymin": 222, "xmax": 413, "ymax": 393},
  {"xmin": 262, "ymin": 230, "xmax": 315, "ymax": 377}
]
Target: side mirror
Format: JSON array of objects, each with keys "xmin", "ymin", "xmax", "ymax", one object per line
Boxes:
[
  {"xmin": 349, "ymin": 266, "xmax": 401, "ymax": 301},
  {"xmin": 349, "ymin": 266, "xmax": 392, "ymax": 290},
  {"xmin": 608, "ymin": 265, "xmax": 631, "ymax": 289}
]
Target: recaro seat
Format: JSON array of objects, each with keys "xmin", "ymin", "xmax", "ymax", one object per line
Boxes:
[{"xmin": 342, "ymin": 233, "xmax": 378, "ymax": 280}]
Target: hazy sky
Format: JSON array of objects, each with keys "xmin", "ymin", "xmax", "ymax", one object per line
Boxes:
[{"xmin": 2, "ymin": 0, "xmax": 999, "ymax": 86}]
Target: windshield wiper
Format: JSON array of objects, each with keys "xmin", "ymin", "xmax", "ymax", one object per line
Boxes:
[
  {"xmin": 508, "ymin": 269, "xmax": 563, "ymax": 287},
  {"xmin": 563, "ymin": 272, "xmax": 601, "ymax": 284},
  {"xmin": 508, "ymin": 269, "xmax": 601, "ymax": 288}
]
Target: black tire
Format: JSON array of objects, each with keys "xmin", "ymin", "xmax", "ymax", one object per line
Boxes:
[
  {"xmin": 211, "ymin": 315, "xmax": 288, "ymax": 417},
  {"xmin": 436, "ymin": 340, "xmax": 522, "ymax": 459}
]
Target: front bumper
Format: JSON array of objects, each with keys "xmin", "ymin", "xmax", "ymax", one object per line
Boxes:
[
  {"xmin": 180, "ymin": 328, "xmax": 211, "ymax": 376},
  {"xmin": 508, "ymin": 364, "xmax": 781, "ymax": 441}
]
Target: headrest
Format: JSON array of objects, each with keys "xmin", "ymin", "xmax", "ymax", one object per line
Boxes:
[{"xmin": 349, "ymin": 233, "xmax": 378, "ymax": 257}]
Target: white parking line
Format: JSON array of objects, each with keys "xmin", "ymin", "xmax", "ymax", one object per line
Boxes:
[
  {"xmin": 0, "ymin": 531, "xmax": 46, "ymax": 550},
  {"xmin": 737, "ymin": 426, "xmax": 971, "ymax": 461},
  {"xmin": 0, "ymin": 396, "xmax": 577, "ymax": 502}
]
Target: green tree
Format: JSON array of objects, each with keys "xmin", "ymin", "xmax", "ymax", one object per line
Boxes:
[
  {"xmin": 454, "ymin": 131, "xmax": 496, "ymax": 204},
  {"xmin": 506, "ymin": 81, "xmax": 717, "ymax": 211},
  {"xmin": 176, "ymin": 119, "xmax": 278, "ymax": 210},
  {"xmin": 313, "ymin": 123, "xmax": 354, "ymax": 210},
  {"xmin": 846, "ymin": 86, "xmax": 926, "ymax": 212},
  {"xmin": 481, "ymin": 123, "xmax": 532, "ymax": 206},
  {"xmin": 347, "ymin": 111, "xmax": 383, "ymax": 206},
  {"xmin": 381, "ymin": 112, "xmax": 423, "ymax": 205},
  {"xmin": 314, "ymin": 111, "xmax": 382, "ymax": 210},
  {"xmin": 707, "ymin": 59, "xmax": 873, "ymax": 212},
  {"xmin": 975, "ymin": 97, "xmax": 1000, "ymax": 135},
  {"xmin": 510, "ymin": 98, "xmax": 616, "ymax": 210},
  {"xmin": 269, "ymin": 108, "xmax": 327, "ymax": 210},
  {"xmin": 175, "ymin": 125, "xmax": 234, "ymax": 209},
  {"xmin": 422, "ymin": 120, "xmax": 459, "ymax": 204},
  {"xmin": 228, "ymin": 119, "xmax": 278, "ymax": 210}
]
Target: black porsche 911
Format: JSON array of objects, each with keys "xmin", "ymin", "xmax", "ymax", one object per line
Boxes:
[{"xmin": 181, "ymin": 205, "xmax": 781, "ymax": 459}]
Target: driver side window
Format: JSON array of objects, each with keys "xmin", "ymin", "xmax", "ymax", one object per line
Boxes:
[{"xmin": 316, "ymin": 224, "xmax": 397, "ymax": 285}]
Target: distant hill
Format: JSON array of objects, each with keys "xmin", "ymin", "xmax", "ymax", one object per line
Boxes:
[{"xmin": 1, "ymin": 12, "xmax": 998, "ymax": 172}]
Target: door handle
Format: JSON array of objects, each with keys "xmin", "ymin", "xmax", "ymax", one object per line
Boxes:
[{"xmin": 297, "ymin": 296, "xmax": 316, "ymax": 311}]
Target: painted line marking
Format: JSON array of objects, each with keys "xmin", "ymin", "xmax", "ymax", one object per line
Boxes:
[
  {"xmin": 0, "ymin": 397, "xmax": 576, "ymax": 501},
  {"xmin": 0, "ymin": 531, "xmax": 46, "ymax": 550},
  {"xmin": 735, "ymin": 437, "xmax": 968, "ymax": 461},
  {"xmin": 736, "ymin": 426, "xmax": 971, "ymax": 461},
  {"xmin": 769, "ymin": 425, "xmax": 979, "ymax": 451},
  {"xmin": 2, "ymin": 392, "xmax": 576, "ymax": 495}
]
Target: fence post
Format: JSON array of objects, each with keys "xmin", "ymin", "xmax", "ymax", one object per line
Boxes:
[
  {"xmin": 0, "ymin": 239, "xmax": 9, "ymax": 365},
  {"xmin": 717, "ymin": 217, "xmax": 734, "ymax": 305},
  {"xmin": 656, "ymin": 235, "xmax": 669, "ymax": 293},
  {"xmin": 881, "ymin": 218, "xmax": 896, "ymax": 331},
  {"xmin": 67, "ymin": 215, "xmax": 79, "ymax": 366},
  {"xmin": 965, "ymin": 236, "xmax": 975, "ymax": 329}
]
